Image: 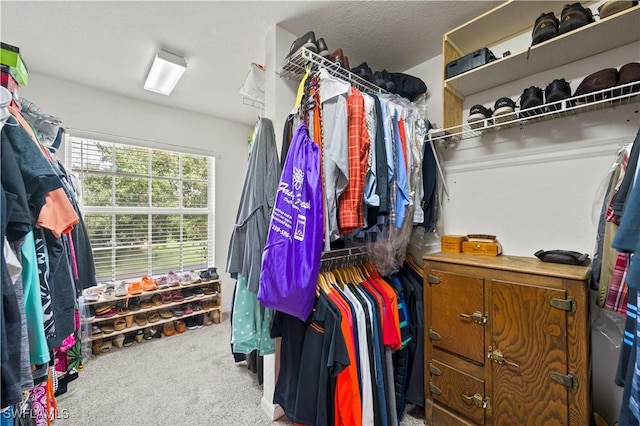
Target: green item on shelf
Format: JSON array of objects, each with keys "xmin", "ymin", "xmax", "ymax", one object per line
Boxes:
[{"xmin": 0, "ymin": 42, "xmax": 29, "ymax": 86}]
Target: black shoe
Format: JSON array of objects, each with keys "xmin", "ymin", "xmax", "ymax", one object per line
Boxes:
[
  {"xmin": 468, "ymin": 104, "xmax": 493, "ymax": 129},
  {"xmin": 185, "ymin": 317, "xmax": 198, "ymax": 330},
  {"xmin": 285, "ymin": 31, "xmax": 317, "ymax": 59},
  {"xmin": 207, "ymin": 267, "xmax": 219, "ymax": 280},
  {"xmin": 315, "ymin": 38, "xmax": 330, "ymax": 58},
  {"xmin": 493, "ymin": 97, "xmax": 517, "ymax": 124},
  {"xmin": 373, "ymin": 71, "xmax": 386, "ymax": 88},
  {"xmin": 519, "ymin": 86, "xmax": 544, "ymax": 118},
  {"xmin": 351, "ymin": 62, "xmax": 373, "ymax": 81},
  {"xmin": 195, "ymin": 314, "xmax": 204, "ymax": 329},
  {"xmin": 558, "ymin": 3, "xmax": 594, "ymax": 36},
  {"xmin": 545, "ymin": 78, "xmax": 572, "ymax": 111},
  {"xmin": 531, "ymin": 12, "xmax": 559, "ymax": 46}
]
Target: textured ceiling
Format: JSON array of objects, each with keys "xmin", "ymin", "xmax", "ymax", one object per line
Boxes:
[{"xmin": 1, "ymin": 1, "xmax": 501, "ymax": 125}]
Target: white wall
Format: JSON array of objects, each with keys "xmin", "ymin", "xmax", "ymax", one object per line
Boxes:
[{"xmin": 21, "ymin": 73, "xmax": 252, "ymax": 313}]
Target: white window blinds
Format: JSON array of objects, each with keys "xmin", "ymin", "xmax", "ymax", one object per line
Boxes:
[{"xmin": 70, "ymin": 137, "xmax": 215, "ymax": 282}]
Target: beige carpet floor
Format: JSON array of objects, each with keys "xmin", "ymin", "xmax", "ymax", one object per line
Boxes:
[{"xmin": 55, "ymin": 315, "xmax": 425, "ymax": 425}]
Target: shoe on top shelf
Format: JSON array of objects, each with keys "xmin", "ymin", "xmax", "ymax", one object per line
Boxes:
[
  {"xmin": 315, "ymin": 38, "xmax": 330, "ymax": 59},
  {"xmin": 285, "ymin": 31, "xmax": 317, "ymax": 59},
  {"xmin": 467, "ymin": 104, "xmax": 493, "ymax": 129},
  {"xmin": 351, "ymin": 62, "xmax": 373, "ymax": 82},
  {"xmin": 598, "ymin": 0, "xmax": 638, "ymax": 19},
  {"xmin": 531, "ymin": 12, "xmax": 559, "ymax": 46},
  {"xmin": 493, "ymin": 97, "xmax": 517, "ymax": 124},
  {"xmin": 616, "ymin": 62, "xmax": 640, "ymax": 96},
  {"xmin": 557, "ymin": 2, "xmax": 594, "ymax": 36}
]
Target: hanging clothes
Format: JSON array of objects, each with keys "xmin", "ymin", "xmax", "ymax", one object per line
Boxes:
[{"xmin": 227, "ymin": 117, "xmax": 281, "ymax": 294}]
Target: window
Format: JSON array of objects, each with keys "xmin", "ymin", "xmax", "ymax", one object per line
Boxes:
[{"xmin": 70, "ymin": 137, "xmax": 215, "ymax": 282}]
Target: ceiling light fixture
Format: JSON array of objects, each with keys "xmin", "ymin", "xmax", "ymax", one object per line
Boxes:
[{"xmin": 144, "ymin": 49, "xmax": 187, "ymax": 96}]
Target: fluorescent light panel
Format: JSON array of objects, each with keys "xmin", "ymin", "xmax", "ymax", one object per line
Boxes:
[{"xmin": 144, "ymin": 49, "xmax": 187, "ymax": 95}]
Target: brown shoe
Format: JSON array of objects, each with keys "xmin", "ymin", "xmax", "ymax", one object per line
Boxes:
[
  {"xmin": 330, "ymin": 48, "xmax": 346, "ymax": 68},
  {"xmin": 125, "ymin": 314, "xmax": 134, "ymax": 328},
  {"xmin": 203, "ymin": 312, "xmax": 213, "ymax": 326},
  {"xmin": 163, "ymin": 321, "xmax": 176, "ymax": 337},
  {"xmin": 211, "ymin": 310, "xmax": 221, "ymax": 324},
  {"xmin": 174, "ymin": 320, "xmax": 186, "ymax": 334},
  {"xmin": 575, "ymin": 68, "xmax": 618, "ymax": 98}
]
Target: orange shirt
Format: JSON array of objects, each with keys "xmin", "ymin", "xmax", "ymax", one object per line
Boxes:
[{"xmin": 327, "ymin": 290, "xmax": 362, "ymax": 426}]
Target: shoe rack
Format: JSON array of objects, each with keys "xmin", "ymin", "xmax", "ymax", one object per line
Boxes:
[
  {"xmin": 81, "ymin": 279, "xmax": 222, "ymax": 346},
  {"xmin": 279, "ymin": 47, "xmax": 389, "ymax": 95},
  {"xmin": 440, "ymin": 0, "xmax": 640, "ymax": 135}
]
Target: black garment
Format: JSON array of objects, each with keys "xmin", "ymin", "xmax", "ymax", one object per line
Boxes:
[
  {"xmin": 229, "ymin": 281, "xmax": 246, "ymax": 363},
  {"xmin": 1, "ymin": 139, "xmax": 33, "ymax": 241},
  {"xmin": 421, "ymin": 138, "xmax": 438, "ymax": 231},
  {"xmin": 293, "ymin": 293, "xmax": 349, "ymax": 426},
  {"xmin": 1, "ymin": 247, "xmax": 22, "ymax": 409},
  {"xmin": 590, "ymin": 168, "xmax": 619, "ymax": 290},
  {"xmin": 373, "ymin": 96, "xmax": 389, "ymax": 215},
  {"xmin": 280, "ymin": 114, "xmax": 295, "ymax": 169},
  {"xmin": 1, "ymin": 120, "xmax": 62, "ymax": 221},
  {"xmin": 619, "ymin": 335, "xmax": 640, "ymax": 425},
  {"xmin": 271, "ymin": 311, "xmax": 307, "ymax": 420},
  {"xmin": 399, "ymin": 265, "xmax": 425, "ymax": 407},
  {"xmin": 43, "ymin": 229, "xmax": 76, "ymax": 349},
  {"xmin": 55, "ymin": 160, "xmax": 97, "ymax": 291}
]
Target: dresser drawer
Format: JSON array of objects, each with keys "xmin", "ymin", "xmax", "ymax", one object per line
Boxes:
[
  {"xmin": 428, "ymin": 359, "xmax": 485, "ymax": 424},
  {"xmin": 431, "ymin": 402, "xmax": 479, "ymax": 426}
]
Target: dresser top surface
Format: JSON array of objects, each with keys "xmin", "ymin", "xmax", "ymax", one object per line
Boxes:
[{"xmin": 423, "ymin": 252, "xmax": 591, "ymax": 281}]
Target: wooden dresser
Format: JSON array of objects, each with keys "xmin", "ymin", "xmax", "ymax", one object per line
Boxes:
[{"xmin": 423, "ymin": 252, "xmax": 591, "ymax": 425}]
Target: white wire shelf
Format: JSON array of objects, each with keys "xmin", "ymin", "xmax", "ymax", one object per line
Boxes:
[
  {"xmin": 279, "ymin": 47, "xmax": 388, "ymax": 95},
  {"xmin": 430, "ymin": 81, "xmax": 640, "ymax": 145}
]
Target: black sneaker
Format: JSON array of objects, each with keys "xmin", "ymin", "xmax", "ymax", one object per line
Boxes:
[
  {"xmin": 545, "ymin": 78, "xmax": 572, "ymax": 111},
  {"xmin": 195, "ymin": 314, "xmax": 204, "ymax": 329},
  {"xmin": 468, "ymin": 104, "xmax": 493, "ymax": 129},
  {"xmin": 185, "ymin": 317, "xmax": 198, "ymax": 330},
  {"xmin": 285, "ymin": 31, "xmax": 317, "ymax": 59},
  {"xmin": 531, "ymin": 12, "xmax": 559, "ymax": 46},
  {"xmin": 128, "ymin": 297, "xmax": 140, "ymax": 311},
  {"xmin": 558, "ymin": 3, "xmax": 594, "ymax": 36},
  {"xmin": 181, "ymin": 288, "xmax": 194, "ymax": 300},
  {"xmin": 493, "ymin": 97, "xmax": 517, "ymax": 124},
  {"xmin": 351, "ymin": 62, "xmax": 373, "ymax": 82},
  {"xmin": 192, "ymin": 287, "xmax": 204, "ymax": 297},
  {"xmin": 519, "ymin": 86, "xmax": 544, "ymax": 118},
  {"xmin": 315, "ymin": 38, "xmax": 330, "ymax": 59}
]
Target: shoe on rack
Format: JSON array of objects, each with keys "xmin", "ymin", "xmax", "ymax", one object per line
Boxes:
[
  {"xmin": 531, "ymin": 12, "xmax": 559, "ymax": 46},
  {"xmin": 468, "ymin": 104, "xmax": 493, "ymax": 129},
  {"xmin": 134, "ymin": 329, "xmax": 144, "ymax": 344},
  {"xmin": 174, "ymin": 320, "xmax": 186, "ymax": 334},
  {"xmin": 203, "ymin": 312, "xmax": 213, "ymax": 326},
  {"xmin": 179, "ymin": 273, "xmax": 192, "ymax": 286},
  {"xmin": 123, "ymin": 333, "xmax": 135, "ymax": 347},
  {"xmin": 574, "ymin": 68, "xmax": 618, "ymax": 101},
  {"xmin": 127, "ymin": 297, "xmax": 140, "ymax": 311},
  {"xmin": 545, "ymin": 78, "xmax": 572, "ymax": 111},
  {"xmin": 154, "ymin": 276, "xmax": 169, "ymax": 289},
  {"xmin": 195, "ymin": 314, "xmax": 204, "ymax": 329},
  {"xmin": 163, "ymin": 321, "xmax": 176, "ymax": 337},
  {"xmin": 189, "ymin": 270, "xmax": 201, "ymax": 284},
  {"xmin": 207, "ymin": 267, "xmax": 219, "ymax": 280},
  {"xmin": 519, "ymin": 86, "xmax": 544, "ymax": 118},
  {"xmin": 315, "ymin": 38, "xmax": 330, "ymax": 59},
  {"xmin": 115, "ymin": 281, "xmax": 128, "ymax": 297},
  {"xmin": 329, "ymin": 48, "xmax": 347, "ymax": 68},
  {"xmin": 557, "ymin": 3, "xmax": 594, "ymax": 36},
  {"xmin": 185, "ymin": 317, "xmax": 198, "ymax": 330},
  {"xmin": 192, "ymin": 287, "xmax": 204, "ymax": 298},
  {"xmin": 112, "ymin": 334, "xmax": 125, "ymax": 349},
  {"xmin": 493, "ymin": 97, "xmax": 517, "ymax": 124},
  {"xmin": 616, "ymin": 62, "xmax": 640, "ymax": 96},
  {"xmin": 351, "ymin": 62, "xmax": 373, "ymax": 82},
  {"xmin": 286, "ymin": 31, "xmax": 317, "ymax": 59},
  {"xmin": 167, "ymin": 271, "xmax": 180, "ymax": 287},
  {"xmin": 598, "ymin": 0, "xmax": 638, "ymax": 19},
  {"xmin": 181, "ymin": 288, "xmax": 194, "ymax": 300}
]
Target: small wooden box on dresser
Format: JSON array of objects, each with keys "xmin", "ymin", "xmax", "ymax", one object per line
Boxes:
[{"xmin": 423, "ymin": 252, "xmax": 591, "ymax": 426}]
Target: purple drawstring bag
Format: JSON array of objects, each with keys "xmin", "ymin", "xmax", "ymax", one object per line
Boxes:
[{"xmin": 258, "ymin": 123, "xmax": 323, "ymax": 321}]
